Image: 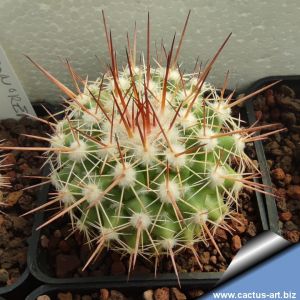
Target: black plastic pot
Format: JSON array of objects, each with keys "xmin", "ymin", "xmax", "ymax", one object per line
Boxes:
[
  {"xmin": 0, "ymin": 102, "xmax": 61, "ymax": 300},
  {"xmin": 27, "ymin": 97, "xmax": 272, "ymax": 290},
  {"xmin": 0, "ymin": 103, "xmax": 60, "ymax": 299},
  {"xmin": 0, "ymin": 175, "xmax": 51, "ymax": 299},
  {"xmin": 244, "ymin": 75, "xmax": 300, "ymax": 233}
]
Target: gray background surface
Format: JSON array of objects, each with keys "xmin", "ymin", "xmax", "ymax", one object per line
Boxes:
[{"xmin": 0, "ymin": 0, "xmax": 299, "ymax": 102}]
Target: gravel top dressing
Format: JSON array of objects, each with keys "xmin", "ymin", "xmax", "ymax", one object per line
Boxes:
[
  {"xmin": 0, "ymin": 117, "xmax": 48, "ymax": 287},
  {"xmin": 253, "ymin": 83, "xmax": 300, "ymax": 243}
]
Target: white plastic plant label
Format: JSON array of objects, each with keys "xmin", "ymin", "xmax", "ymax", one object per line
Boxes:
[{"xmin": 0, "ymin": 46, "xmax": 36, "ymax": 119}]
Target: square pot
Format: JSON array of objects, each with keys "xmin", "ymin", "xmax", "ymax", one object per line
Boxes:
[{"xmin": 27, "ymin": 98, "xmax": 272, "ymax": 290}]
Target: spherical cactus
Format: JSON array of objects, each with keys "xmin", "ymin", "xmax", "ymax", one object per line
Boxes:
[
  {"xmin": 2, "ymin": 12, "xmax": 280, "ymax": 282},
  {"xmin": 44, "ymin": 62, "xmax": 277, "ymax": 278}
]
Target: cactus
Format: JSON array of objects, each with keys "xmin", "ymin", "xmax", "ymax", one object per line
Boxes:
[{"xmin": 0, "ymin": 12, "xmax": 282, "ymax": 282}]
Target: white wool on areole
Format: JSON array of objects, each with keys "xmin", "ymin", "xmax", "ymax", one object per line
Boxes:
[
  {"xmin": 118, "ymin": 76, "xmax": 131, "ymax": 91},
  {"xmin": 68, "ymin": 140, "xmax": 87, "ymax": 161},
  {"xmin": 83, "ymin": 183, "xmax": 103, "ymax": 205},
  {"xmin": 198, "ymin": 127, "xmax": 218, "ymax": 151},
  {"xmin": 50, "ymin": 171, "xmax": 61, "ymax": 189},
  {"xmin": 60, "ymin": 186, "xmax": 75, "ymax": 205},
  {"xmin": 165, "ymin": 143, "xmax": 186, "ymax": 168},
  {"xmin": 233, "ymin": 134, "xmax": 246, "ymax": 152},
  {"xmin": 167, "ymin": 127, "xmax": 180, "ymax": 144},
  {"xmin": 130, "ymin": 212, "xmax": 152, "ymax": 230},
  {"xmin": 160, "ymin": 238, "xmax": 176, "ymax": 250},
  {"xmin": 101, "ymin": 227, "xmax": 119, "ymax": 241},
  {"xmin": 55, "ymin": 120, "xmax": 68, "ymax": 135},
  {"xmin": 169, "ymin": 69, "xmax": 181, "ymax": 82},
  {"xmin": 76, "ymin": 93, "xmax": 91, "ymax": 106},
  {"xmin": 50, "ymin": 133, "xmax": 66, "ymax": 148},
  {"xmin": 157, "ymin": 106, "xmax": 174, "ymax": 127},
  {"xmin": 232, "ymin": 175, "xmax": 244, "ymax": 193},
  {"xmin": 159, "ymin": 180, "xmax": 181, "ymax": 204},
  {"xmin": 133, "ymin": 142, "xmax": 158, "ymax": 165},
  {"xmin": 97, "ymin": 142, "xmax": 117, "ymax": 159},
  {"xmin": 209, "ymin": 165, "xmax": 227, "ymax": 188},
  {"xmin": 193, "ymin": 210, "xmax": 209, "ymax": 224},
  {"xmin": 209, "ymin": 101, "xmax": 232, "ymax": 123},
  {"xmin": 84, "ymin": 83, "xmax": 100, "ymax": 96},
  {"xmin": 179, "ymin": 109, "xmax": 197, "ymax": 129},
  {"xmin": 113, "ymin": 162, "xmax": 136, "ymax": 187},
  {"xmin": 82, "ymin": 108, "xmax": 103, "ymax": 126}
]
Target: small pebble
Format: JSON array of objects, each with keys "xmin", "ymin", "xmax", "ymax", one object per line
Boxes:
[
  {"xmin": 57, "ymin": 292, "xmax": 72, "ymax": 300},
  {"xmin": 144, "ymin": 290, "xmax": 154, "ymax": 300},
  {"xmin": 280, "ymin": 211, "xmax": 292, "ymax": 222},
  {"xmin": 59, "ymin": 240, "xmax": 71, "ymax": 253},
  {"xmin": 54, "ymin": 229, "xmax": 62, "ymax": 238},
  {"xmin": 285, "ymin": 230, "xmax": 300, "ymax": 243},
  {"xmin": 188, "ymin": 289, "xmax": 204, "ymax": 298},
  {"xmin": 154, "ymin": 288, "xmax": 170, "ymax": 300},
  {"xmin": 37, "ymin": 296, "xmax": 51, "ymax": 300},
  {"xmin": 287, "ymin": 185, "xmax": 300, "ymax": 200},
  {"xmin": 210, "ymin": 255, "xmax": 217, "ymax": 265},
  {"xmin": 284, "ymin": 174, "xmax": 293, "ymax": 185},
  {"xmin": 171, "ymin": 287, "xmax": 187, "ymax": 300},
  {"xmin": 231, "ymin": 235, "xmax": 242, "ymax": 252},
  {"xmin": 100, "ymin": 288, "xmax": 110, "ymax": 300},
  {"xmin": 247, "ymin": 222, "xmax": 257, "ymax": 237},
  {"xmin": 110, "ymin": 290, "xmax": 127, "ymax": 300},
  {"xmin": 271, "ymin": 168, "xmax": 285, "ymax": 181},
  {"xmin": 0, "ymin": 268, "xmax": 9, "ymax": 283},
  {"xmin": 4, "ymin": 190, "xmax": 23, "ymax": 207},
  {"xmin": 284, "ymin": 221, "xmax": 298, "ymax": 231},
  {"xmin": 40, "ymin": 235, "xmax": 50, "ymax": 248},
  {"xmin": 199, "ymin": 252, "xmax": 210, "ymax": 265}
]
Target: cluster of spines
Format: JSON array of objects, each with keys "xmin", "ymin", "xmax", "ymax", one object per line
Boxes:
[
  {"xmin": 40, "ymin": 64, "xmax": 279, "ymax": 281},
  {"xmin": 0, "ymin": 12, "xmax": 284, "ymax": 284}
]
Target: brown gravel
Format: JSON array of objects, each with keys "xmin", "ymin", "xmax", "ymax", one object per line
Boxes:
[
  {"xmin": 231, "ymin": 236, "xmax": 242, "ymax": 252},
  {"xmin": 35, "ymin": 287, "xmax": 206, "ymax": 300},
  {"xmin": 271, "ymin": 168, "xmax": 286, "ymax": 181},
  {"xmin": 0, "ymin": 116, "xmax": 48, "ymax": 287},
  {"xmin": 154, "ymin": 288, "xmax": 170, "ymax": 300},
  {"xmin": 37, "ymin": 287, "xmax": 209, "ymax": 300},
  {"xmin": 253, "ymin": 83, "xmax": 300, "ymax": 242}
]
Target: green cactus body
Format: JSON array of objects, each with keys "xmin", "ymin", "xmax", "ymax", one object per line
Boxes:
[{"xmin": 45, "ymin": 62, "xmax": 253, "ymax": 271}]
